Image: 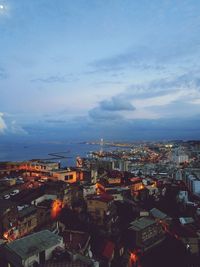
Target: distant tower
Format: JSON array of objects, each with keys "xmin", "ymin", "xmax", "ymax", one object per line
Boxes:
[{"xmin": 100, "ymin": 138, "xmax": 104, "ymax": 155}]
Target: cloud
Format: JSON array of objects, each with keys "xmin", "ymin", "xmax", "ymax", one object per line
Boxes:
[
  {"xmin": 150, "ymin": 100, "xmax": 200, "ymax": 118},
  {"xmin": 191, "ymin": 99, "xmax": 200, "ymax": 105},
  {"xmin": 3, "ymin": 112, "xmax": 200, "ymax": 142},
  {"xmin": 89, "ymin": 107, "xmax": 123, "ymax": 121},
  {"xmin": 0, "ymin": 112, "xmax": 7, "ymax": 133},
  {"xmin": 9, "ymin": 120, "xmax": 28, "ymax": 135},
  {"xmin": 100, "ymin": 96, "xmax": 135, "ymax": 111},
  {"xmin": 129, "ymin": 71, "xmax": 200, "ymax": 100},
  {"xmin": 133, "ymin": 90, "xmax": 190, "ymax": 109},
  {"xmin": 88, "ymin": 95, "xmax": 136, "ymax": 122},
  {"xmin": 31, "ymin": 74, "xmax": 78, "ymax": 84},
  {"xmin": 0, "ymin": 113, "xmax": 28, "ymax": 135},
  {"xmin": 88, "ymin": 70, "xmax": 200, "ymax": 121},
  {"xmin": 89, "ymin": 39, "xmax": 200, "ymax": 74},
  {"xmin": 45, "ymin": 119, "xmax": 66, "ymax": 124},
  {"xmin": 0, "ymin": 2, "xmax": 10, "ymax": 18},
  {"xmin": 127, "ymin": 72, "xmax": 200, "ymax": 99},
  {"xmin": 89, "ymin": 45, "xmax": 163, "ymax": 72}
]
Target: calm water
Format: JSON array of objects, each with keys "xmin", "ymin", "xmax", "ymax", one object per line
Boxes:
[{"xmin": 0, "ymin": 142, "xmax": 101, "ymax": 167}]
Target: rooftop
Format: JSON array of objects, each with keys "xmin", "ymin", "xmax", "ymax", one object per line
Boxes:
[
  {"xmin": 18, "ymin": 205, "xmax": 37, "ymax": 219},
  {"xmin": 62, "ymin": 230, "xmax": 90, "ymax": 252},
  {"xmin": 5, "ymin": 230, "xmax": 63, "ymax": 259},
  {"xmin": 87, "ymin": 193, "xmax": 114, "ymax": 203},
  {"xmin": 37, "ymin": 199, "xmax": 53, "ymax": 208},
  {"xmin": 129, "ymin": 217, "xmax": 156, "ymax": 231},
  {"xmin": 150, "ymin": 208, "xmax": 168, "ymax": 220}
]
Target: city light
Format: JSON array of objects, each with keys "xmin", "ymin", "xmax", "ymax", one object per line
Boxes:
[
  {"xmin": 129, "ymin": 251, "xmax": 141, "ymax": 267},
  {"xmin": 3, "ymin": 232, "xmax": 8, "ymax": 240},
  {"xmin": 51, "ymin": 199, "xmax": 63, "ymax": 220}
]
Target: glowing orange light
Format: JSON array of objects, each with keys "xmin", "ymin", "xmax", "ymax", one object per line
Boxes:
[
  {"xmin": 3, "ymin": 232, "xmax": 9, "ymax": 240},
  {"xmin": 95, "ymin": 183, "xmax": 105, "ymax": 195},
  {"xmin": 51, "ymin": 199, "xmax": 63, "ymax": 219},
  {"xmin": 130, "ymin": 252, "xmax": 137, "ymax": 263},
  {"xmin": 129, "ymin": 250, "xmax": 142, "ymax": 267}
]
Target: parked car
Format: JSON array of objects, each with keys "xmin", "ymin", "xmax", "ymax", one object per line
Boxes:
[
  {"xmin": 10, "ymin": 189, "xmax": 20, "ymax": 196},
  {"xmin": 4, "ymin": 194, "xmax": 10, "ymax": 199}
]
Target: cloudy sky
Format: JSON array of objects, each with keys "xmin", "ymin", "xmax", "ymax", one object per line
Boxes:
[{"xmin": 0, "ymin": 0, "xmax": 200, "ymax": 141}]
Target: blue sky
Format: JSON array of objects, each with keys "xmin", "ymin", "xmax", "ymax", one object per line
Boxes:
[{"xmin": 0, "ymin": 0, "xmax": 200, "ymax": 141}]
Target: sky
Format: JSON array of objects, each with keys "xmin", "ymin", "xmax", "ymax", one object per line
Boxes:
[{"xmin": 0, "ymin": 0, "xmax": 200, "ymax": 142}]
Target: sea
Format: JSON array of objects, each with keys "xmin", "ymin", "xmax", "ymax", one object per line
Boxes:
[{"xmin": 0, "ymin": 141, "xmax": 102, "ymax": 167}]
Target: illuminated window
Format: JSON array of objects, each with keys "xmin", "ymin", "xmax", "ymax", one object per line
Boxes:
[{"xmin": 65, "ymin": 175, "xmax": 73, "ymax": 180}]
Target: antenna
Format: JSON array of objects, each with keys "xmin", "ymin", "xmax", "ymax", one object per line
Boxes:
[{"xmin": 100, "ymin": 138, "xmax": 104, "ymax": 155}]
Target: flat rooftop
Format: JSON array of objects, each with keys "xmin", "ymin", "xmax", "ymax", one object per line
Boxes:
[
  {"xmin": 5, "ymin": 230, "xmax": 62, "ymax": 260},
  {"xmin": 129, "ymin": 217, "xmax": 156, "ymax": 231}
]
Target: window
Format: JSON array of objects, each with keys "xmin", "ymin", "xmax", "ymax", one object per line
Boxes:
[{"xmin": 65, "ymin": 175, "xmax": 73, "ymax": 180}]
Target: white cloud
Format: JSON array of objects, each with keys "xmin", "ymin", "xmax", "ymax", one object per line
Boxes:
[
  {"xmin": 132, "ymin": 90, "xmax": 188, "ymax": 108},
  {"xmin": 122, "ymin": 109, "xmax": 160, "ymax": 120},
  {"xmin": 0, "ymin": 112, "xmax": 7, "ymax": 133},
  {"xmin": 0, "ymin": 113, "xmax": 28, "ymax": 135},
  {"xmin": 10, "ymin": 120, "xmax": 28, "ymax": 135},
  {"xmin": 190, "ymin": 99, "xmax": 200, "ymax": 105}
]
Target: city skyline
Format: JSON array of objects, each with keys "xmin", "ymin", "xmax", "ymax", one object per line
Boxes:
[{"xmin": 1, "ymin": 0, "xmax": 200, "ymax": 141}]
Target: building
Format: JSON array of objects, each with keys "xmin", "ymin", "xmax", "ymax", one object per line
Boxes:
[
  {"xmin": 36, "ymin": 199, "xmax": 53, "ymax": 228},
  {"xmin": 105, "ymin": 187, "xmax": 129, "ymax": 201},
  {"xmin": 126, "ymin": 217, "xmax": 165, "ymax": 252},
  {"xmin": 43, "ymin": 180, "xmax": 69, "ymax": 200},
  {"xmin": 172, "ymin": 147, "xmax": 189, "ymax": 164},
  {"xmin": 62, "ymin": 230, "xmax": 91, "ymax": 256},
  {"xmin": 183, "ymin": 173, "xmax": 200, "ymax": 196},
  {"xmin": 18, "ymin": 206, "xmax": 37, "ymax": 238},
  {"xmin": 27, "ymin": 161, "xmax": 60, "ymax": 172},
  {"xmin": 149, "ymin": 208, "xmax": 172, "ymax": 230},
  {"xmin": 86, "ymin": 194, "xmax": 116, "ymax": 227},
  {"xmin": 83, "ymin": 184, "xmax": 96, "ymax": 199},
  {"xmin": 0, "ymin": 162, "xmax": 24, "ymax": 178},
  {"xmin": 3, "ymin": 230, "xmax": 64, "ymax": 267},
  {"xmin": 129, "ymin": 178, "xmax": 144, "ymax": 200},
  {"xmin": 0, "ymin": 160, "xmax": 60, "ymax": 178},
  {"xmin": 51, "ymin": 169, "xmax": 84, "ymax": 184},
  {"xmin": 63, "ymin": 184, "xmax": 83, "ymax": 207},
  {"xmin": 130, "ymin": 178, "xmax": 144, "ymax": 193},
  {"xmin": 0, "ymin": 200, "xmax": 18, "ymax": 240}
]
